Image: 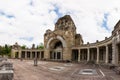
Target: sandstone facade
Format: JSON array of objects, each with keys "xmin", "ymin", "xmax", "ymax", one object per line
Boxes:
[{"xmin": 11, "ymin": 15, "xmax": 120, "ymax": 66}]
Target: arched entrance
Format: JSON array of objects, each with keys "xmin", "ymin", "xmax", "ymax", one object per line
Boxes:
[
  {"xmin": 49, "ymin": 39, "xmax": 63, "ymax": 60},
  {"xmin": 45, "ymin": 35, "xmax": 67, "ymax": 60}
]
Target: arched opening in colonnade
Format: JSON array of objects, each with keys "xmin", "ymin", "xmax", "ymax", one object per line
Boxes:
[
  {"xmin": 89, "ymin": 48, "xmax": 97, "ymax": 61},
  {"xmin": 49, "ymin": 39, "xmax": 63, "ymax": 60},
  {"xmin": 72, "ymin": 49, "xmax": 79, "ymax": 61},
  {"xmin": 99, "ymin": 46, "xmax": 106, "ymax": 63}
]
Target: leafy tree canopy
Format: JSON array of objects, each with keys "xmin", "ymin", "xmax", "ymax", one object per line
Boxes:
[
  {"xmin": 37, "ymin": 43, "xmax": 44, "ymax": 49},
  {"xmin": 0, "ymin": 44, "xmax": 11, "ymax": 56},
  {"xmin": 21, "ymin": 45, "xmax": 26, "ymax": 49}
]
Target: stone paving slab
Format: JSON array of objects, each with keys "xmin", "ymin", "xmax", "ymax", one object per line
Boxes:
[{"xmin": 9, "ymin": 59, "xmax": 120, "ymax": 80}]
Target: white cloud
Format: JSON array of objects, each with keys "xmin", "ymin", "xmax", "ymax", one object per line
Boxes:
[{"xmin": 0, "ymin": 0, "xmax": 120, "ymax": 47}]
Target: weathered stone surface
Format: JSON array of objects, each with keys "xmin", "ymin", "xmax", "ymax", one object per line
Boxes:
[
  {"xmin": 11, "ymin": 15, "xmax": 120, "ymax": 66},
  {"xmin": 44, "ymin": 15, "xmax": 83, "ymax": 61},
  {"xmin": 12, "ymin": 59, "xmax": 120, "ymax": 80},
  {"xmin": 0, "ymin": 58, "xmax": 14, "ymax": 80}
]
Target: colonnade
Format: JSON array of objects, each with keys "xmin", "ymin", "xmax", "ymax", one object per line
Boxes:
[
  {"xmin": 50, "ymin": 51, "xmax": 62, "ymax": 60},
  {"xmin": 16, "ymin": 50, "xmax": 44, "ymax": 59},
  {"xmin": 72, "ymin": 44, "xmax": 112, "ymax": 64}
]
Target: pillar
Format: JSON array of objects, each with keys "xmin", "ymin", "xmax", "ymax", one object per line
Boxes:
[
  {"xmin": 112, "ymin": 37, "xmax": 119, "ymax": 65},
  {"xmin": 18, "ymin": 51, "xmax": 21, "ymax": 59},
  {"xmin": 78, "ymin": 49, "xmax": 81, "ymax": 62},
  {"xmin": 105, "ymin": 45, "xmax": 108, "ymax": 64},
  {"xmin": 30, "ymin": 51, "xmax": 32, "ymax": 59},
  {"xmin": 25, "ymin": 51, "xmax": 27, "ymax": 59},
  {"xmin": 60, "ymin": 51, "xmax": 62, "ymax": 60},
  {"xmin": 112, "ymin": 41, "xmax": 118, "ymax": 65},
  {"xmin": 87, "ymin": 48, "xmax": 90, "ymax": 61},
  {"xmin": 97, "ymin": 47, "xmax": 99, "ymax": 63}
]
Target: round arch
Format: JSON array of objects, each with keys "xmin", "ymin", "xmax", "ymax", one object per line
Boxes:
[{"xmin": 46, "ymin": 36, "xmax": 67, "ymax": 49}]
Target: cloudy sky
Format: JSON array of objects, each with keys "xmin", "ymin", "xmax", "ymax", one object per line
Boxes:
[{"xmin": 0, "ymin": 0, "xmax": 120, "ymax": 47}]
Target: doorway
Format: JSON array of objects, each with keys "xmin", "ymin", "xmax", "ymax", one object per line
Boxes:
[
  {"xmin": 50, "ymin": 51, "xmax": 62, "ymax": 60},
  {"xmin": 15, "ymin": 52, "xmax": 19, "ymax": 58},
  {"xmin": 72, "ymin": 49, "xmax": 78, "ymax": 61}
]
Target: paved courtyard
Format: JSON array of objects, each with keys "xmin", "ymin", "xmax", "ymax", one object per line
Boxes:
[{"xmin": 9, "ymin": 59, "xmax": 120, "ymax": 80}]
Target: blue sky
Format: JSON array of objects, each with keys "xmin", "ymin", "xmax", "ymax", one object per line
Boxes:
[
  {"xmin": 101, "ymin": 13, "xmax": 110, "ymax": 31},
  {"xmin": 0, "ymin": 11, "xmax": 15, "ymax": 19},
  {"xmin": 0, "ymin": 0, "xmax": 120, "ymax": 47}
]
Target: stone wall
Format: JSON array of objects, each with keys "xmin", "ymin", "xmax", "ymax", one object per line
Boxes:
[{"xmin": 44, "ymin": 15, "xmax": 83, "ymax": 61}]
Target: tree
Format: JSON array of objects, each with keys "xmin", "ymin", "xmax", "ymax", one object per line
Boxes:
[
  {"xmin": 21, "ymin": 45, "xmax": 26, "ymax": 49},
  {"xmin": 4, "ymin": 44, "xmax": 11, "ymax": 56},
  {"xmin": 37, "ymin": 43, "xmax": 44, "ymax": 49},
  {"xmin": 0, "ymin": 44, "xmax": 11, "ymax": 57},
  {"xmin": 0, "ymin": 46, "xmax": 3, "ymax": 56},
  {"xmin": 5, "ymin": 44, "xmax": 11, "ymax": 54}
]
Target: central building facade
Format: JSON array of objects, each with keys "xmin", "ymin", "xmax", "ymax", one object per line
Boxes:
[
  {"xmin": 44, "ymin": 15, "xmax": 83, "ymax": 61},
  {"xmin": 11, "ymin": 15, "xmax": 120, "ymax": 66}
]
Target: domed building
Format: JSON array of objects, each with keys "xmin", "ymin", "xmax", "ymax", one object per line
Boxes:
[{"xmin": 11, "ymin": 15, "xmax": 120, "ymax": 66}]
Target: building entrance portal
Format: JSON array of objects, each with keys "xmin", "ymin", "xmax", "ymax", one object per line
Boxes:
[
  {"xmin": 50, "ymin": 52, "xmax": 62, "ymax": 60},
  {"xmin": 50, "ymin": 40, "xmax": 63, "ymax": 60}
]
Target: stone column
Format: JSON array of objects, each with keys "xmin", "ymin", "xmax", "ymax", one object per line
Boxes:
[
  {"xmin": 105, "ymin": 45, "xmax": 108, "ymax": 64},
  {"xmin": 60, "ymin": 51, "xmax": 62, "ymax": 60},
  {"xmin": 112, "ymin": 37, "xmax": 118, "ymax": 65},
  {"xmin": 87, "ymin": 48, "xmax": 90, "ymax": 61},
  {"xmin": 25, "ymin": 51, "xmax": 27, "ymax": 59},
  {"xmin": 78, "ymin": 49, "xmax": 81, "ymax": 62},
  {"xmin": 18, "ymin": 51, "xmax": 21, "ymax": 59},
  {"xmin": 97, "ymin": 47, "xmax": 99, "ymax": 64},
  {"xmin": 114, "ymin": 44, "xmax": 119, "ymax": 65},
  {"xmin": 30, "ymin": 51, "xmax": 32, "ymax": 59}
]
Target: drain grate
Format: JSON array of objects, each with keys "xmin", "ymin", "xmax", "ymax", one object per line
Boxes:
[
  {"xmin": 64, "ymin": 63, "xmax": 72, "ymax": 66},
  {"xmin": 79, "ymin": 69, "xmax": 97, "ymax": 75},
  {"xmin": 27, "ymin": 62, "xmax": 47, "ymax": 65},
  {"xmin": 49, "ymin": 66, "xmax": 65, "ymax": 71}
]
